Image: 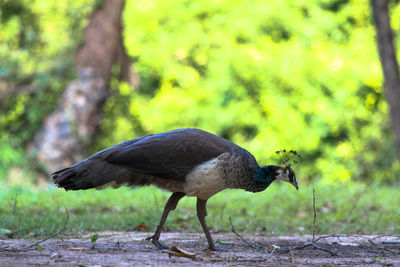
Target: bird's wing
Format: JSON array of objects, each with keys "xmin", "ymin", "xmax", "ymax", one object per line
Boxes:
[{"xmin": 94, "ymin": 129, "xmax": 236, "ymax": 180}]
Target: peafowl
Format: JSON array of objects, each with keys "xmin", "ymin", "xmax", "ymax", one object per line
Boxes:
[{"xmin": 53, "ymin": 128, "xmax": 298, "ymax": 251}]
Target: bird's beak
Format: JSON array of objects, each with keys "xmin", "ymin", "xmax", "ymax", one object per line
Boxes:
[{"xmin": 292, "ymin": 178, "xmax": 299, "ymax": 191}]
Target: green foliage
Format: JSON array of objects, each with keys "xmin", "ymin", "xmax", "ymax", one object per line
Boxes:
[
  {"xmin": 1, "ymin": 0, "xmax": 400, "ymax": 183},
  {"xmin": 0, "ymin": 0, "xmax": 94, "ymax": 178},
  {"xmin": 90, "ymin": 234, "xmax": 99, "ymax": 243},
  {"xmin": 97, "ymin": 0, "xmax": 399, "ymax": 183},
  {"xmin": 1, "ymin": 184, "xmax": 399, "ymax": 238}
]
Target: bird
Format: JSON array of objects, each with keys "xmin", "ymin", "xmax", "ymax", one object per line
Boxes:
[{"xmin": 52, "ymin": 128, "xmax": 298, "ymax": 251}]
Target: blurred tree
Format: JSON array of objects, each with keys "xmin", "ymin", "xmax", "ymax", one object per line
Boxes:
[
  {"xmin": 32, "ymin": 0, "xmax": 137, "ymax": 174},
  {"xmin": 2, "ymin": 0, "xmax": 399, "ymax": 184},
  {"xmin": 371, "ymin": 0, "xmax": 400, "ymax": 159}
]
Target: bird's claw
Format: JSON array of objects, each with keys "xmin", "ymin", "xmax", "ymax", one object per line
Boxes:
[
  {"xmin": 145, "ymin": 235, "xmax": 154, "ymax": 241},
  {"xmin": 207, "ymin": 245, "xmax": 226, "ymax": 252},
  {"xmin": 146, "ymin": 235, "xmax": 169, "ymax": 249},
  {"xmin": 212, "ymin": 247, "xmax": 226, "ymax": 252},
  {"xmin": 154, "ymin": 240, "xmax": 169, "ymax": 249}
]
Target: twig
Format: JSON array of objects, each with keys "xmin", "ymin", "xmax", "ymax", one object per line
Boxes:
[
  {"xmin": 312, "ymin": 188, "xmax": 316, "ymax": 243},
  {"xmin": 368, "ymin": 239, "xmax": 399, "ymax": 255},
  {"xmin": 280, "ymin": 189, "xmax": 337, "ymax": 256},
  {"xmin": 281, "ymin": 242, "xmax": 337, "ymax": 256},
  {"xmin": 382, "ymin": 241, "xmax": 400, "ymax": 244},
  {"xmin": 313, "ymin": 234, "xmax": 344, "ymax": 243},
  {"xmin": 290, "ymin": 251, "xmax": 295, "ymax": 263},
  {"xmin": 0, "ymin": 208, "xmax": 69, "ymax": 251},
  {"xmin": 26, "ymin": 208, "xmax": 69, "ymax": 249},
  {"xmin": 229, "ymin": 217, "xmax": 258, "ymax": 249},
  {"xmin": 265, "ymin": 246, "xmax": 278, "ymax": 259},
  {"xmin": 313, "ymin": 234, "xmax": 400, "ymax": 244},
  {"xmin": 371, "ymin": 234, "xmax": 400, "ymax": 241}
]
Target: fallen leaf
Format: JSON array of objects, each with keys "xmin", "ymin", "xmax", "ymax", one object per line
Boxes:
[
  {"xmin": 162, "ymin": 246, "xmax": 196, "ymax": 260},
  {"xmin": 68, "ymin": 246, "xmax": 88, "ymax": 251},
  {"xmin": 268, "ymin": 245, "xmax": 280, "ymax": 249},
  {"xmin": 266, "ymin": 245, "xmax": 279, "ymax": 259},
  {"xmin": 133, "ymin": 223, "xmax": 148, "ymax": 231}
]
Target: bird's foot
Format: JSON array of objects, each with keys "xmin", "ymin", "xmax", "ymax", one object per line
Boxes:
[
  {"xmin": 145, "ymin": 234, "xmax": 154, "ymax": 241},
  {"xmin": 208, "ymin": 245, "xmax": 226, "ymax": 252},
  {"xmin": 146, "ymin": 235, "xmax": 169, "ymax": 249},
  {"xmin": 153, "ymin": 240, "xmax": 169, "ymax": 249}
]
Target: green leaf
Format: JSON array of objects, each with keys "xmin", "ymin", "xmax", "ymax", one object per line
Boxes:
[{"xmin": 90, "ymin": 234, "xmax": 99, "ymax": 243}]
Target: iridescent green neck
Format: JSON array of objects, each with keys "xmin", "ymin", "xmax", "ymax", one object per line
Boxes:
[{"xmin": 251, "ymin": 166, "xmax": 277, "ymax": 192}]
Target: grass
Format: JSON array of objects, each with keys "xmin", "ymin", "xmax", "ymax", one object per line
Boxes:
[{"xmin": 0, "ymin": 182, "xmax": 400, "ymax": 239}]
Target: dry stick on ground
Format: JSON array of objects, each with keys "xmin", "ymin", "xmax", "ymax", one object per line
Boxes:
[
  {"xmin": 281, "ymin": 188, "xmax": 337, "ymax": 256},
  {"xmin": 371, "ymin": 234, "xmax": 400, "ymax": 241},
  {"xmin": 281, "ymin": 239, "xmax": 337, "ymax": 256},
  {"xmin": 351, "ymin": 234, "xmax": 400, "ymax": 242},
  {"xmin": 229, "ymin": 217, "xmax": 259, "ymax": 249},
  {"xmin": 25, "ymin": 208, "xmax": 70, "ymax": 249},
  {"xmin": 368, "ymin": 239, "xmax": 400, "ymax": 255},
  {"xmin": 314, "ymin": 233, "xmax": 367, "ymax": 243},
  {"xmin": 265, "ymin": 245, "xmax": 279, "ymax": 259},
  {"xmin": 382, "ymin": 240, "xmax": 400, "ymax": 244},
  {"xmin": 314, "ymin": 234, "xmax": 400, "ymax": 245},
  {"xmin": 313, "ymin": 234, "xmax": 345, "ymax": 243},
  {"xmin": 0, "ymin": 208, "xmax": 69, "ymax": 251}
]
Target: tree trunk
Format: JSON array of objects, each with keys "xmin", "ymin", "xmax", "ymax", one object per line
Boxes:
[
  {"xmin": 371, "ymin": 0, "xmax": 400, "ymax": 159},
  {"xmin": 33, "ymin": 0, "xmax": 137, "ymax": 174}
]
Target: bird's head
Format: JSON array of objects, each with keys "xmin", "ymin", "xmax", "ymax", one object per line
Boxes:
[{"xmin": 262, "ymin": 165, "xmax": 298, "ymax": 190}]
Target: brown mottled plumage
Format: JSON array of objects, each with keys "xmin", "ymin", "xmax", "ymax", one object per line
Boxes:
[{"xmin": 53, "ymin": 128, "xmax": 298, "ymax": 251}]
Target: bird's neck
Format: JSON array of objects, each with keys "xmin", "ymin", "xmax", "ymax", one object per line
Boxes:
[
  {"xmin": 245, "ymin": 167, "xmax": 275, "ymax": 193},
  {"xmin": 258, "ymin": 167, "xmax": 276, "ymax": 185}
]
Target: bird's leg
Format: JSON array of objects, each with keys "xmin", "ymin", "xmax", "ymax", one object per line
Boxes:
[
  {"xmin": 146, "ymin": 192, "xmax": 185, "ymax": 249},
  {"xmin": 196, "ymin": 198, "xmax": 224, "ymax": 252}
]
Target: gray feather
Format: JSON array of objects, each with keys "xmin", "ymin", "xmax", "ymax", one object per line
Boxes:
[
  {"xmin": 99, "ymin": 128, "xmax": 251, "ymax": 180},
  {"xmin": 52, "ymin": 128, "xmax": 259, "ymax": 191}
]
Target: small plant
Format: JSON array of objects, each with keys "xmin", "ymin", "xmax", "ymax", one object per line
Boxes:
[{"xmin": 90, "ymin": 234, "xmax": 99, "ymax": 249}]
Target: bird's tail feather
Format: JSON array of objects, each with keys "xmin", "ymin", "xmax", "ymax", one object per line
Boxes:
[{"xmin": 52, "ymin": 159, "xmax": 131, "ymax": 190}]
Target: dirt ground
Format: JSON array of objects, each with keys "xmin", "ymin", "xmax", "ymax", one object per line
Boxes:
[{"xmin": 1, "ymin": 232, "xmax": 400, "ymax": 266}]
